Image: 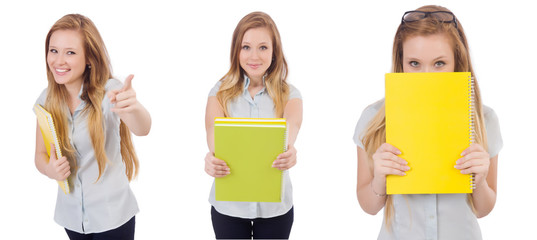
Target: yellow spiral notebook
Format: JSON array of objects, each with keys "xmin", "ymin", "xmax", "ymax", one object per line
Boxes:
[
  {"xmin": 214, "ymin": 118, "xmax": 286, "ymax": 202},
  {"xmin": 34, "ymin": 104, "xmax": 70, "ymax": 194},
  {"xmin": 385, "ymin": 72, "xmax": 474, "ymax": 194}
]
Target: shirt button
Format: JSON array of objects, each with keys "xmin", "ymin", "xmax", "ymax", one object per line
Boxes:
[
  {"xmin": 76, "ymin": 184, "xmax": 80, "ymax": 188},
  {"xmin": 429, "ymin": 215, "xmax": 435, "ymax": 219}
]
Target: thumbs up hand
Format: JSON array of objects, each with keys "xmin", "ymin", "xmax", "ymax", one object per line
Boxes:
[
  {"xmin": 45, "ymin": 143, "xmax": 71, "ymax": 181},
  {"xmin": 109, "ymin": 74, "xmax": 139, "ymax": 115}
]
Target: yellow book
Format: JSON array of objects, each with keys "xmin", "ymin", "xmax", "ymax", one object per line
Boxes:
[
  {"xmin": 385, "ymin": 72, "xmax": 473, "ymax": 194},
  {"xmin": 215, "ymin": 118, "xmax": 286, "ymax": 202},
  {"xmin": 34, "ymin": 104, "xmax": 70, "ymax": 194}
]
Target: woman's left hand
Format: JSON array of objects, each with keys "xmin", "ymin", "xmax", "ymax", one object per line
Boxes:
[
  {"xmin": 108, "ymin": 74, "xmax": 152, "ymax": 136},
  {"xmin": 109, "ymin": 74, "xmax": 139, "ymax": 115},
  {"xmin": 272, "ymin": 146, "xmax": 297, "ymax": 171},
  {"xmin": 455, "ymin": 143, "xmax": 490, "ymax": 189}
]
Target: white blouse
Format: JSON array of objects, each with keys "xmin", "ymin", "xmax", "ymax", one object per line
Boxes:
[
  {"xmin": 34, "ymin": 79, "xmax": 138, "ymax": 234},
  {"xmin": 208, "ymin": 76, "xmax": 301, "ymax": 219},
  {"xmin": 353, "ymin": 99, "xmax": 503, "ymax": 240}
]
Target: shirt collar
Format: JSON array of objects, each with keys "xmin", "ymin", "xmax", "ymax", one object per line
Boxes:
[
  {"xmin": 73, "ymin": 83, "xmax": 86, "ymax": 113},
  {"xmin": 243, "ymin": 75, "xmax": 267, "ymax": 93}
]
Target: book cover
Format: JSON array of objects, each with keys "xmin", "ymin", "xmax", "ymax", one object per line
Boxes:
[
  {"xmin": 385, "ymin": 72, "xmax": 473, "ymax": 194},
  {"xmin": 215, "ymin": 118, "xmax": 286, "ymax": 202},
  {"xmin": 34, "ymin": 104, "xmax": 70, "ymax": 194}
]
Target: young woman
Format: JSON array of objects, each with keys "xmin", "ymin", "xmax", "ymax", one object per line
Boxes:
[
  {"xmin": 354, "ymin": 5, "xmax": 502, "ymax": 239},
  {"xmin": 34, "ymin": 14, "xmax": 151, "ymax": 239},
  {"xmin": 204, "ymin": 11, "xmax": 302, "ymax": 239}
]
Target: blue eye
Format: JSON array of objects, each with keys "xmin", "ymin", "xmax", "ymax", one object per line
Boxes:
[
  {"xmin": 435, "ymin": 61, "xmax": 445, "ymax": 67},
  {"xmin": 260, "ymin": 46, "xmax": 268, "ymax": 50},
  {"xmin": 409, "ymin": 61, "xmax": 419, "ymax": 67},
  {"xmin": 242, "ymin": 45, "xmax": 250, "ymax": 50},
  {"xmin": 67, "ymin": 51, "xmax": 76, "ymax": 55}
]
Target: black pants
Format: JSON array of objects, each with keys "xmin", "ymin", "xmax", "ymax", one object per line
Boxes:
[
  {"xmin": 211, "ymin": 206, "xmax": 294, "ymax": 239},
  {"xmin": 65, "ymin": 216, "xmax": 135, "ymax": 240}
]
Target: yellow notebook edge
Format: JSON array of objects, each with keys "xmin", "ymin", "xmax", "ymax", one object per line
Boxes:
[
  {"xmin": 468, "ymin": 74, "xmax": 475, "ymax": 192},
  {"xmin": 34, "ymin": 104, "xmax": 70, "ymax": 194}
]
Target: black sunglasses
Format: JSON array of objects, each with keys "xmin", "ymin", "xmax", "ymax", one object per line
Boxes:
[{"xmin": 401, "ymin": 11, "xmax": 458, "ymax": 29}]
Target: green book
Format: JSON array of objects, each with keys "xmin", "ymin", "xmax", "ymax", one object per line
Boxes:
[{"xmin": 215, "ymin": 118, "xmax": 287, "ymax": 202}]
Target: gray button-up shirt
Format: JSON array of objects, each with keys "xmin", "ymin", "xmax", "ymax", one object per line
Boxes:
[
  {"xmin": 208, "ymin": 76, "xmax": 301, "ymax": 218},
  {"xmin": 35, "ymin": 79, "xmax": 139, "ymax": 233},
  {"xmin": 353, "ymin": 99, "xmax": 503, "ymax": 240}
]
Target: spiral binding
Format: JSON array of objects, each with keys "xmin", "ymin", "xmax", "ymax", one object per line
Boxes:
[
  {"xmin": 284, "ymin": 124, "xmax": 289, "ymax": 152},
  {"xmin": 469, "ymin": 76, "xmax": 476, "ymax": 190}
]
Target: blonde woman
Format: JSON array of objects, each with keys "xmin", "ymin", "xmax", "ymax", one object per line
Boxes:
[
  {"xmin": 34, "ymin": 14, "xmax": 151, "ymax": 239},
  {"xmin": 204, "ymin": 12, "xmax": 302, "ymax": 239},
  {"xmin": 354, "ymin": 5, "xmax": 502, "ymax": 239}
]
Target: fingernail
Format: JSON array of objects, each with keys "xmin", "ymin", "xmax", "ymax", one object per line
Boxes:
[
  {"xmin": 396, "ymin": 150, "xmax": 402, "ymax": 155},
  {"xmin": 404, "ymin": 166, "xmax": 410, "ymax": 171},
  {"xmin": 401, "ymin": 172, "xmax": 406, "ymax": 176}
]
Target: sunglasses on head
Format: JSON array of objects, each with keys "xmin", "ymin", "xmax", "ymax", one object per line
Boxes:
[{"xmin": 401, "ymin": 11, "xmax": 458, "ymax": 29}]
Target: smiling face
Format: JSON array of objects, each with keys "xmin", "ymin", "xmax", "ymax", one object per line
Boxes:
[
  {"xmin": 402, "ymin": 33, "xmax": 455, "ymax": 73},
  {"xmin": 239, "ymin": 27, "xmax": 273, "ymax": 81},
  {"xmin": 47, "ymin": 29, "xmax": 87, "ymax": 87}
]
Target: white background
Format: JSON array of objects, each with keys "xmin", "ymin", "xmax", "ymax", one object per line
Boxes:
[{"xmin": 1, "ymin": 0, "xmax": 535, "ymax": 239}]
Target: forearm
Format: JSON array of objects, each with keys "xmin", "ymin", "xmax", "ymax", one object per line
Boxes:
[
  {"xmin": 471, "ymin": 180, "xmax": 497, "ymax": 218},
  {"xmin": 118, "ymin": 102, "xmax": 151, "ymax": 136},
  {"xmin": 357, "ymin": 176, "xmax": 387, "ymax": 215},
  {"xmin": 205, "ymin": 96, "xmax": 224, "ymax": 153},
  {"xmin": 286, "ymin": 121, "xmax": 300, "ymax": 148},
  {"xmin": 283, "ymin": 98, "xmax": 302, "ymax": 148},
  {"xmin": 206, "ymin": 129, "xmax": 215, "ymax": 153},
  {"xmin": 35, "ymin": 153, "xmax": 50, "ymax": 177}
]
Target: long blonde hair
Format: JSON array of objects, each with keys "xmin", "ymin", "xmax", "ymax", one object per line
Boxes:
[
  {"xmin": 45, "ymin": 14, "xmax": 139, "ymax": 182},
  {"xmin": 361, "ymin": 5, "xmax": 488, "ymax": 227},
  {"xmin": 216, "ymin": 11, "xmax": 289, "ymax": 117}
]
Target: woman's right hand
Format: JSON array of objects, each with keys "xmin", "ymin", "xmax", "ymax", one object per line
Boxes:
[
  {"xmin": 45, "ymin": 144, "xmax": 71, "ymax": 181},
  {"xmin": 204, "ymin": 152, "xmax": 230, "ymax": 178},
  {"xmin": 372, "ymin": 143, "xmax": 409, "ymax": 179}
]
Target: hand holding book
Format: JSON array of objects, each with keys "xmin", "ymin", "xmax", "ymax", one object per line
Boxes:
[
  {"xmin": 205, "ymin": 152, "xmax": 230, "ymax": 178},
  {"xmin": 372, "ymin": 143, "xmax": 410, "ymax": 178},
  {"xmin": 455, "ymin": 143, "xmax": 490, "ymax": 189},
  {"xmin": 272, "ymin": 145, "xmax": 297, "ymax": 171},
  {"xmin": 44, "ymin": 143, "xmax": 71, "ymax": 181},
  {"xmin": 34, "ymin": 103, "xmax": 70, "ymax": 194}
]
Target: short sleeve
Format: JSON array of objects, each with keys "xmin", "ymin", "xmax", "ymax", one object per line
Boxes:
[
  {"xmin": 209, "ymin": 81, "xmax": 223, "ymax": 97},
  {"xmin": 483, "ymin": 106, "xmax": 503, "ymax": 157},
  {"xmin": 288, "ymin": 84, "xmax": 302, "ymax": 100},
  {"xmin": 33, "ymin": 88, "xmax": 48, "ymax": 113},
  {"xmin": 353, "ymin": 99, "xmax": 384, "ymax": 149}
]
